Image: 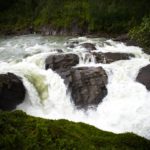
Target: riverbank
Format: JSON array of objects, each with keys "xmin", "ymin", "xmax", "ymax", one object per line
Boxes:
[
  {"xmin": 0, "ymin": 110, "xmax": 150, "ymax": 150},
  {"xmin": 0, "ymin": 24, "xmax": 138, "ymax": 46}
]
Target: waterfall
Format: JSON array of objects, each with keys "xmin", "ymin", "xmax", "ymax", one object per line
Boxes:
[{"xmin": 0, "ymin": 35, "xmax": 149, "ymax": 139}]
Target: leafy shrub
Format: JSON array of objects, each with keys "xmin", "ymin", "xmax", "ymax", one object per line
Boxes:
[{"xmin": 129, "ymin": 16, "xmax": 150, "ymax": 54}]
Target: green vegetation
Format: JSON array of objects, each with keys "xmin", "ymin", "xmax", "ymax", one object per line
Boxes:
[
  {"xmin": 0, "ymin": 0, "xmax": 150, "ymax": 34},
  {"xmin": 129, "ymin": 16, "xmax": 150, "ymax": 54},
  {"xmin": 0, "ymin": 110, "xmax": 150, "ymax": 150},
  {"xmin": 1, "ymin": 0, "xmax": 150, "ymax": 51}
]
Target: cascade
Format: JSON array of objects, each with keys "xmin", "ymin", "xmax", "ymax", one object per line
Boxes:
[{"xmin": 0, "ymin": 35, "xmax": 149, "ymax": 139}]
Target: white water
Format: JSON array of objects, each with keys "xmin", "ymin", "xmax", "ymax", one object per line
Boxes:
[{"xmin": 0, "ymin": 35, "xmax": 150, "ymax": 139}]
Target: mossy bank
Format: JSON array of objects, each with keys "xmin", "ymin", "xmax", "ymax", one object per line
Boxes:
[{"xmin": 0, "ymin": 110, "xmax": 150, "ymax": 150}]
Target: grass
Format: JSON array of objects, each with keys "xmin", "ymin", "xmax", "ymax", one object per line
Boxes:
[{"xmin": 0, "ymin": 110, "xmax": 150, "ymax": 150}]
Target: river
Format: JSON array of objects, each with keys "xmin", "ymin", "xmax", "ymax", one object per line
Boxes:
[{"xmin": 0, "ymin": 34, "xmax": 150, "ymax": 139}]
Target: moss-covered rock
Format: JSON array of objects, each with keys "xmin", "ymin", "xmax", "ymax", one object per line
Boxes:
[{"xmin": 0, "ymin": 110, "xmax": 150, "ymax": 150}]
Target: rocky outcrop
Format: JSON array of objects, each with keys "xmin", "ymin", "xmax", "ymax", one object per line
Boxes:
[
  {"xmin": 69, "ymin": 67, "xmax": 108, "ymax": 108},
  {"xmin": 45, "ymin": 51, "xmax": 135, "ymax": 108},
  {"xmin": 114, "ymin": 34, "xmax": 138, "ymax": 46},
  {"xmin": 40, "ymin": 25, "xmax": 86, "ymax": 36},
  {"xmin": 0, "ymin": 73, "xmax": 26, "ymax": 110},
  {"xmin": 81, "ymin": 43, "xmax": 96, "ymax": 51},
  {"xmin": 93, "ymin": 52, "xmax": 134, "ymax": 63},
  {"xmin": 136, "ymin": 64, "xmax": 150, "ymax": 90},
  {"xmin": 45, "ymin": 53, "xmax": 79, "ymax": 82}
]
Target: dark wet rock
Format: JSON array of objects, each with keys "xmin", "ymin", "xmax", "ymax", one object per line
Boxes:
[
  {"xmin": 66, "ymin": 41, "xmax": 79, "ymax": 48},
  {"xmin": 0, "ymin": 73, "xmax": 26, "ymax": 111},
  {"xmin": 93, "ymin": 52, "xmax": 134, "ymax": 63},
  {"xmin": 56, "ymin": 49, "xmax": 63, "ymax": 53},
  {"xmin": 69, "ymin": 67, "xmax": 108, "ymax": 109},
  {"xmin": 45, "ymin": 53, "xmax": 79, "ymax": 82},
  {"xmin": 136, "ymin": 64, "xmax": 150, "ymax": 90},
  {"xmin": 114, "ymin": 34, "xmax": 138, "ymax": 46},
  {"xmin": 46, "ymin": 53, "xmax": 108, "ymax": 108},
  {"xmin": 45, "ymin": 53, "xmax": 79, "ymax": 71},
  {"xmin": 24, "ymin": 53, "xmax": 32, "ymax": 58},
  {"xmin": 53, "ymin": 49, "xmax": 63, "ymax": 53},
  {"xmin": 81, "ymin": 43, "xmax": 96, "ymax": 51}
]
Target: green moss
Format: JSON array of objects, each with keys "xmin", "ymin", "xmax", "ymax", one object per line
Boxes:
[{"xmin": 0, "ymin": 110, "xmax": 150, "ymax": 150}]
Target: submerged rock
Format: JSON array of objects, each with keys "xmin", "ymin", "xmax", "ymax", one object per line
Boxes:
[
  {"xmin": 136, "ymin": 64, "xmax": 150, "ymax": 90},
  {"xmin": 69, "ymin": 67, "xmax": 108, "ymax": 109},
  {"xmin": 0, "ymin": 73, "xmax": 26, "ymax": 110},
  {"xmin": 66, "ymin": 41, "xmax": 79, "ymax": 48},
  {"xmin": 66, "ymin": 41, "xmax": 96, "ymax": 51},
  {"xmin": 45, "ymin": 53, "xmax": 79, "ymax": 82},
  {"xmin": 53, "ymin": 49, "xmax": 63, "ymax": 53},
  {"xmin": 93, "ymin": 52, "xmax": 134, "ymax": 63}
]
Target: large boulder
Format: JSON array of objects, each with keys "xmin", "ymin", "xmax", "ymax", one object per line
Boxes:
[
  {"xmin": 69, "ymin": 67, "xmax": 108, "ymax": 108},
  {"xmin": 45, "ymin": 53, "xmax": 79, "ymax": 82},
  {"xmin": 45, "ymin": 54, "xmax": 108, "ymax": 108},
  {"xmin": 0, "ymin": 73, "xmax": 26, "ymax": 110},
  {"xmin": 93, "ymin": 52, "xmax": 134, "ymax": 63},
  {"xmin": 136, "ymin": 64, "xmax": 150, "ymax": 90},
  {"xmin": 81, "ymin": 43, "xmax": 96, "ymax": 51}
]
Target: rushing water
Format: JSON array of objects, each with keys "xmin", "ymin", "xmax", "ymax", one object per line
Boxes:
[{"xmin": 0, "ymin": 34, "xmax": 150, "ymax": 139}]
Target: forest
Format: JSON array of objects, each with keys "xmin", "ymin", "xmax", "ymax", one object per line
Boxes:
[
  {"xmin": 1, "ymin": 0, "xmax": 150, "ymax": 52},
  {"xmin": 0, "ymin": 0, "xmax": 149, "ymax": 32}
]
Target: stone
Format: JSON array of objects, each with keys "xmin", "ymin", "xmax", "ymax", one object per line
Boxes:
[
  {"xmin": 55, "ymin": 49, "xmax": 63, "ymax": 53},
  {"xmin": 69, "ymin": 67, "xmax": 108, "ymax": 108},
  {"xmin": 66, "ymin": 41, "xmax": 79, "ymax": 48},
  {"xmin": 93, "ymin": 52, "xmax": 134, "ymax": 63},
  {"xmin": 51, "ymin": 49, "xmax": 63, "ymax": 53},
  {"xmin": 136, "ymin": 64, "xmax": 150, "ymax": 90},
  {"xmin": 81, "ymin": 43, "xmax": 96, "ymax": 51},
  {"xmin": 114, "ymin": 34, "xmax": 138, "ymax": 46},
  {"xmin": 0, "ymin": 73, "xmax": 26, "ymax": 110},
  {"xmin": 45, "ymin": 53, "xmax": 79, "ymax": 83}
]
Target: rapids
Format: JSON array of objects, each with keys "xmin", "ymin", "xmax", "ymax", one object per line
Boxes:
[{"xmin": 0, "ymin": 34, "xmax": 150, "ymax": 139}]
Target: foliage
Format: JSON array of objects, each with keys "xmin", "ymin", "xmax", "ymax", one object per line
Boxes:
[
  {"xmin": 0, "ymin": 110, "xmax": 150, "ymax": 150},
  {"xmin": 129, "ymin": 17, "xmax": 150, "ymax": 54},
  {"xmin": 0, "ymin": 0, "xmax": 150, "ymax": 34}
]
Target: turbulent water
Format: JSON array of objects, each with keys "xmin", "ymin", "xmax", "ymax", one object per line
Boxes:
[{"xmin": 0, "ymin": 34, "xmax": 150, "ymax": 139}]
